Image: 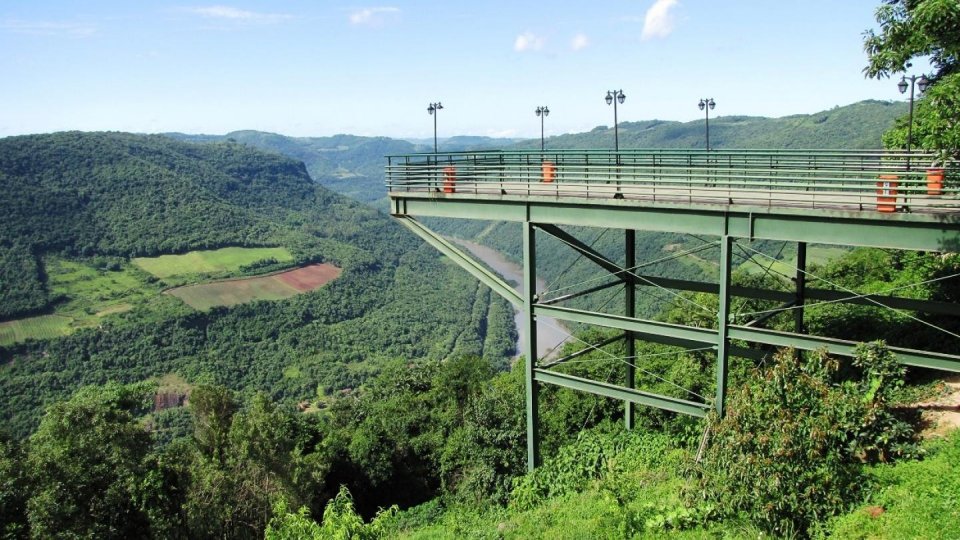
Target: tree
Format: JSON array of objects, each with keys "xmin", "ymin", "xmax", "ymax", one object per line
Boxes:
[
  {"xmin": 864, "ymin": 0, "xmax": 960, "ymax": 160},
  {"xmin": 691, "ymin": 344, "xmax": 916, "ymax": 537},
  {"xmin": 0, "ymin": 433, "xmax": 28, "ymax": 539},
  {"xmin": 25, "ymin": 382, "xmax": 156, "ymax": 538}
]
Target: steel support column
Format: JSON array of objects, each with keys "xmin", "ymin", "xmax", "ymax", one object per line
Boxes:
[
  {"xmin": 523, "ymin": 222, "xmax": 541, "ymax": 470},
  {"xmin": 716, "ymin": 236, "xmax": 733, "ymax": 416},
  {"xmin": 625, "ymin": 229, "xmax": 636, "ymax": 429},
  {"xmin": 795, "ymin": 242, "xmax": 807, "ymax": 334}
]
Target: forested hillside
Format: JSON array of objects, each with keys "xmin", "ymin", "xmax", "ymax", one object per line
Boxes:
[
  {"xmin": 531, "ymin": 99, "xmax": 907, "ymax": 150},
  {"xmin": 0, "ymin": 132, "xmax": 516, "ymax": 437}
]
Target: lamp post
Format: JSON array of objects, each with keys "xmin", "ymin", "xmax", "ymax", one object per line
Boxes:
[
  {"xmin": 427, "ymin": 102, "xmax": 443, "ymax": 153},
  {"xmin": 897, "ymin": 75, "xmax": 929, "ymax": 166},
  {"xmin": 604, "ymin": 90, "xmax": 626, "ymax": 151},
  {"xmin": 535, "ymin": 106, "xmax": 550, "ymax": 151},
  {"xmin": 698, "ymin": 98, "xmax": 716, "ymax": 151}
]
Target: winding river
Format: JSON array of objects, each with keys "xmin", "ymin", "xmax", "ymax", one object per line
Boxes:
[{"xmin": 449, "ymin": 238, "xmax": 570, "ymax": 361}]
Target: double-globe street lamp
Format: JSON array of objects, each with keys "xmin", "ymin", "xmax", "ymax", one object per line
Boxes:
[
  {"xmin": 427, "ymin": 102, "xmax": 443, "ymax": 153},
  {"xmin": 604, "ymin": 90, "xmax": 626, "ymax": 151},
  {"xmin": 698, "ymin": 98, "xmax": 716, "ymax": 151},
  {"xmin": 897, "ymin": 75, "xmax": 930, "ymax": 165},
  {"xmin": 535, "ymin": 106, "xmax": 550, "ymax": 151}
]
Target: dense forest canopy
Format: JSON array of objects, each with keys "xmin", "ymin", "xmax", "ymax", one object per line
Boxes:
[{"xmin": 0, "ymin": 132, "xmax": 516, "ymax": 438}]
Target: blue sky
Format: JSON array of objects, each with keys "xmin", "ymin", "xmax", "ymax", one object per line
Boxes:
[{"xmin": 0, "ymin": 1, "xmax": 927, "ymax": 139}]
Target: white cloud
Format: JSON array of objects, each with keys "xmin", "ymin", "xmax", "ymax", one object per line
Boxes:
[
  {"xmin": 570, "ymin": 33, "xmax": 589, "ymax": 51},
  {"xmin": 0, "ymin": 19, "xmax": 96, "ymax": 37},
  {"xmin": 514, "ymin": 32, "xmax": 545, "ymax": 52},
  {"xmin": 641, "ymin": 0, "xmax": 679, "ymax": 41},
  {"xmin": 185, "ymin": 6, "xmax": 292, "ymax": 23},
  {"xmin": 349, "ymin": 7, "xmax": 400, "ymax": 25},
  {"xmin": 487, "ymin": 128, "xmax": 518, "ymax": 138}
]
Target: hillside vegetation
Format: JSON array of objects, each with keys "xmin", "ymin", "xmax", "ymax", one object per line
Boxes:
[{"xmin": 0, "ymin": 132, "xmax": 516, "ymax": 437}]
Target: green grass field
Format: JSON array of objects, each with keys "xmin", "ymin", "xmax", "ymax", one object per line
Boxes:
[
  {"xmin": 0, "ymin": 315, "xmax": 73, "ymax": 346},
  {"xmin": 0, "ymin": 258, "xmax": 165, "ymax": 346},
  {"xmin": 46, "ymin": 258, "xmax": 160, "ymax": 328},
  {"xmin": 133, "ymin": 247, "xmax": 294, "ymax": 278}
]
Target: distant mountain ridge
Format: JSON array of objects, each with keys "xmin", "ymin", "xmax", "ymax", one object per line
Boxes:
[
  {"xmin": 517, "ymin": 99, "xmax": 908, "ymax": 150},
  {"xmin": 166, "ymin": 100, "xmax": 907, "ymax": 208}
]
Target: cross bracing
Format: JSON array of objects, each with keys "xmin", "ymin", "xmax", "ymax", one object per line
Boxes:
[{"xmin": 387, "ymin": 149, "xmax": 960, "ymax": 470}]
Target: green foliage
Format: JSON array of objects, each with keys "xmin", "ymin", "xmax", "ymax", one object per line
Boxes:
[
  {"xmin": 510, "ymin": 428, "xmax": 676, "ymax": 512},
  {"xmin": 691, "ymin": 345, "xmax": 917, "ymax": 537},
  {"xmin": 863, "ymin": 0, "xmax": 960, "ymax": 80},
  {"xmin": 0, "ymin": 242, "xmax": 49, "ymax": 320},
  {"xmin": 0, "ymin": 433, "xmax": 28, "ymax": 539},
  {"xmin": 864, "ymin": 0, "xmax": 960, "ymax": 161},
  {"xmin": 25, "ymin": 381, "xmax": 157, "ymax": 538},
  {"xmin": 822, "ymin": 430, "xmax": 960, "ymax": 539},
  {"xmin": 265, "ymin": 487, "xmax": 398, "ymax": 540},
  {"xmin": 323, "ymin": 355, "xmax": 507, "ymax": 514}
]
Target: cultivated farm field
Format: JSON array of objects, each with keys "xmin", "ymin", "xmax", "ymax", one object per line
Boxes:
[
  {"xmin": 166, "ymin": 263, "xmax": 342, "ymax": 310},
  {"xmin": 0, "ymin": 315, "xmax": 73, "ymax": 346},
  {"xmin": 133, "ymin": 246, "xmax": 294, "ymax": 278}
]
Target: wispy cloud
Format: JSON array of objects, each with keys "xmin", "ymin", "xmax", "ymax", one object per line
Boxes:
[
  {"xmin": 570, "ymin": 33, "xmax": 589, "ymax": 51},
  {"xmin": 514, "ymin": 32, "xmax": 545, "ymax": 52},
  {"xmin": 641, "ymin": 0, "xmax": 679, "ymax": 40},
  {"xmin": 487, "ymin": 128, "xmax": 518, "ymax": 138},
  {"xmin": 0, "ymin": 19, "xmax": 97, "ymax": 37},
  {"xmin": 184, "ymin": 6, "xmax": 292, "ymax": 23},
  {"xmin": 349, "ymin": 7, "xmax": 400, "ymax": 26}
]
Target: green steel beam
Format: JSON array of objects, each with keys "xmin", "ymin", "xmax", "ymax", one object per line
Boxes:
[
  {"xmin": 533, "ymin": 369, "xmax": 710, "ymax": 418},
  {"xmin": 796, "ymin": 242, "xmax": 807, "ymax": 334},
  {"xmin": 727, "ymin": 325, "xmax": 960, "ymax": 372},
  {"xmin": 536, "ymin": 304, "xmax": 716, "ymax": 344},
  {"xmin": 625, "ymin": 229, "xmax": 637, "ymax": 430},
  {"xmin": 395, "ymin": 216, "xmax": 523, "ymax": 307},
  {"xmin": 390, "ymin": 195, "xmax": 960, "ymax": 252},
  {"xmin": 535, "ymin": 304, "xmax": 762, "ymax": 360},
  {"xmin": 537, "ymin": 304, "xmax": 960, "ymax": 372},
  {"xmin": 716, "ymin": 236, "xmax": 732, "ymax": 416},
  {"xmin": 523, "ymin": 223, "xmax": 541, "ymax": 470},
  {"xmin": 633, "ymin": 274, "xmax": 960, "ymax": 317}
]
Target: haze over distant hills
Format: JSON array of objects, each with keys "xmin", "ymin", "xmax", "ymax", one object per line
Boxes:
[{"xmin": 166, "ymin": 100, "xmax": 907, "ymax": 208}]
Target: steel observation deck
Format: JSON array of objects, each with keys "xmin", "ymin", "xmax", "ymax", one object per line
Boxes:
[
  {"xmin": 388, "ymin": 149, "xmax": 960, "ymax": 251},
  {"xmin": 386, "ymin": 148, "xmax": 960, "ymax": 470}
]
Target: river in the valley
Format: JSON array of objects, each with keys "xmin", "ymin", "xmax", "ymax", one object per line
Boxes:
[{"xmin": 449, "ymin": 238, "xmax": 570, "ymax": 361}]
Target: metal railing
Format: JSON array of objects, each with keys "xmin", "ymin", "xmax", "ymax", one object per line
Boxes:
[{"xmin": 385, "ymin": 149, "xmax": 960, "ymax": 213}]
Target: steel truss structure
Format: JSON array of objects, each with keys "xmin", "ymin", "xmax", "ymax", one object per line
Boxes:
[{"xmin": 387, "ymin": 149, "xmax": 960, "ymax": 470}]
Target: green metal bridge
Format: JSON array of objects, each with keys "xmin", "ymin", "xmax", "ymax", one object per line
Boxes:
[{"xmin": 386, "ymin": 148, "xmax": 960, "ymax": 470}]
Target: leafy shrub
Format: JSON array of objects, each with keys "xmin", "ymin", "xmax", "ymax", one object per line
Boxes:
[
  {"xmin": 509, "ymin": 427, "xmax": 674, "ymax": 512},
  {"xmin": 264, "ymin": 487, "xmax": 397, "ymax": 540},
  {"xmin": 690, "ymin": 344, "xmax": 917, "ymax": 537}
]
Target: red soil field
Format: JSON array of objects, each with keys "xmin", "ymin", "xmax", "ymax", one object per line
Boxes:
[{"xmin": 276, "ymin": 263, "xmax": 343, "ymax": 291}]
